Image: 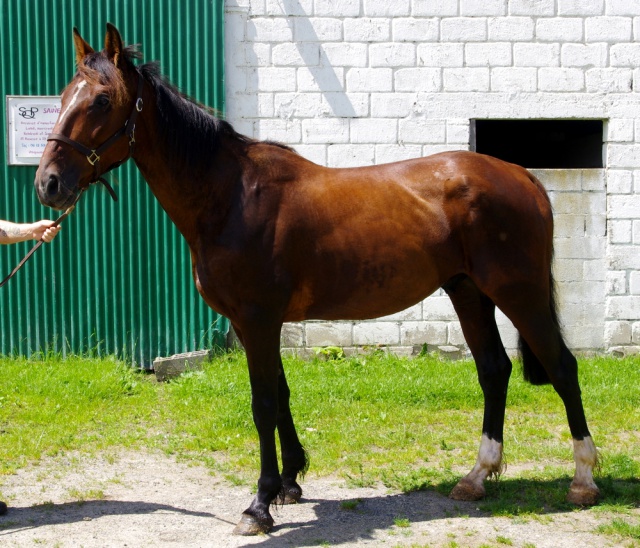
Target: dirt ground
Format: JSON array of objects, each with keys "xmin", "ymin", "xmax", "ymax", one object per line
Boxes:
[{"xmin": 0, "ymin": 451, "xmax": 632, "ymax": 547}]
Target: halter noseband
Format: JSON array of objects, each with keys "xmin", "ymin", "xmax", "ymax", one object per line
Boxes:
[{"xmin": 47, "ymin": 72, "xmax": 145, "ymax": 200}]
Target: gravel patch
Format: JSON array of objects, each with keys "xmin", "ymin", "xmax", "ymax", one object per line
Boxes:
[{"xmin": 0, "ymin": 451, "xmax": 630, "ymax": 547}]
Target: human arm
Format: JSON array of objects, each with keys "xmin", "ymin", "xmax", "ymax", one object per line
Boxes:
[{"xmin": 0, "ymin": 220, "xmax": 61, "ymax": 244}]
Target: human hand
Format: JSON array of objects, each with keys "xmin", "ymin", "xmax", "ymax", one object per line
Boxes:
[{"xmin": 31, "ymin": 220, "xmax": 61, "ymax": 243}]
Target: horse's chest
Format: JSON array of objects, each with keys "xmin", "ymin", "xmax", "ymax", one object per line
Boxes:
[
  {"xmin": 191, "ymin": 254, "xmax": 235, "ymax": 318},
  {"xmin": 191, "ymin": 248, "xmax": 277, "ymax": 321}
]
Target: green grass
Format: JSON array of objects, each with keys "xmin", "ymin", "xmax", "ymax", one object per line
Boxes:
[
  {"xmin": 0, "ymin": 350, "xmax": 638, "ymax": 516},
  {"xmin": 340, "ymin": 498, "xmax": 362, "ymax": 511},
  {"xmin": 393, "ymin": 516, "xmax": 411, "ymax": 528},
  {"xmin": 597, "ymin": 518, "xmax": 640, "ymax": 540}
]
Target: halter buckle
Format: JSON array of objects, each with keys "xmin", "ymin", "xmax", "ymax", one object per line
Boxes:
[
  {"xmin": 87, "ymin": 150, "xmax": 100, "ymax": 166},
  {"xmin": 136, "ymin": 98, "xmax": 143, "ymax": 112}
]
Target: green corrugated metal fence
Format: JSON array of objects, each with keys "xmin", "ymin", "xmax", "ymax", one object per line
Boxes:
[{"xmin": 0, "ymin": 0, "xmax": 229, "ymax": 366}]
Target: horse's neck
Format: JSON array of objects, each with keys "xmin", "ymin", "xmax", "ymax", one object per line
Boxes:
[{"xmin": 132, "ymin": 134, "xmax": 242, "ymax": 248}]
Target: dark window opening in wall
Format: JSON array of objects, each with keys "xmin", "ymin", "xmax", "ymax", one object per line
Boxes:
[{"xmin": 471, "ymin": 119, "xmax": 604, "ymax": 168}]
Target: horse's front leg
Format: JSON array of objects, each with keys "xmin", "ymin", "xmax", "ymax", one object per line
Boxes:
[
  {"xmin": 233, "ymin": 321, "xmax": 283, "ymax": 536},
  {"xmin": 277, "ymin": 360, "xmax": 308, "ymax": 504}
]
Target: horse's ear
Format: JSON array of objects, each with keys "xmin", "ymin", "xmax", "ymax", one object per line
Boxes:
[
  {"xmin": 72, "ymin": 27, "xmax": 94, "ymax": 65},
  {"xmin": 104, "ymin": 23, "xmax": 124, "ymax": 67}
]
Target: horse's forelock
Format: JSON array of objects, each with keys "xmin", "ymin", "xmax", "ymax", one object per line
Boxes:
[{"xmin": 75, "ymin": 45, "xmax": 141, "ymax": 106}]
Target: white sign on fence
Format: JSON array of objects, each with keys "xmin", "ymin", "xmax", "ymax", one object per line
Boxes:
[{"xmin": 6, "ymin": 96, "xmax": 61, "ymax": 165}]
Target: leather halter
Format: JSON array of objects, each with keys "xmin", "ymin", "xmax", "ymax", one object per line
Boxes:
[{"xmin": 47, "ymin": 72, "xmax": 145, "ymax": 200}]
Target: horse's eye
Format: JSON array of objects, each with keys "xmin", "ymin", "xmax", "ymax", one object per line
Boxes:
[{"xmin": 93, "ymin": 95, "xmax": 110, "ymax": 109}]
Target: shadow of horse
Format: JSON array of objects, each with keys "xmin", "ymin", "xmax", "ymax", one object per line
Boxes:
[
  {"xmin": 0, "ymin": 499, "xmax": 225, "ymax": 535},
  {"xmin": 0, "ymin": 476, "xmax": 636, "ymax": 545},
  {"xmin": 244, "ymin": 476, "xmax": 640, "ymax": 547}
]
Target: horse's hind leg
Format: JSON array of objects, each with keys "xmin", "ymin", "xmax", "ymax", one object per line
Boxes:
[
  {"xmin": 495, "ymin": 289, "xmax": 599, "ymax": 505},
  {"xmin": 276, "ymin": 359, "xmax": 308, "ymax": 504},
  {"xmin": 443, "ymin": 275, "xmax": 512, "ymax": 500}
]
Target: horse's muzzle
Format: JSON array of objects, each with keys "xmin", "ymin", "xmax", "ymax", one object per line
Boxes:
[{"xmin": 34, "ymin": 168, "xmax": 78, "ymax": 211}]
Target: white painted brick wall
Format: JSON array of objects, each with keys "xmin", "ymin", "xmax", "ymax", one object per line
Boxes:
[
  {"xmin": 561, "ymin": 43, "xmax": 608, "ymax": 67},
  {"xmin": 536, "ymin": 18, "xmax": 583, "ymax": 41},
  {"xmin": 225, "ymin": 0, "xmax": 640, "ymax": 355}
]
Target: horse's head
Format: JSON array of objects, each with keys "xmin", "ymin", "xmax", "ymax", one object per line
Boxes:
[{"xmin": 35, "ymin": 24, "xmax": 142, "ymax": 210}]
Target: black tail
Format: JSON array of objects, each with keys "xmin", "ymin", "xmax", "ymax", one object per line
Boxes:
[{"xmin": 518, "ymin": 268, "xmax": 560, "ymax": 386}]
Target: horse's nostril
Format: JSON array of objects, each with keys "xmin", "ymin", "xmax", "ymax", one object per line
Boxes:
[{"xmin": 46, "ymin": 174, "xmax": 60, "ymax": 197}]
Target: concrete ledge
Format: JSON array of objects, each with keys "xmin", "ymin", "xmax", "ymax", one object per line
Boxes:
[
  {"xmin": 608, "ymin": 345, "xmax": 640, "ymax": 358},
  {"xmin": 153, "ymin": 350, "xmax": 212, "ymax": 382},
  {"xmin": 281, "ymin": 344, "xmax": 469, "ymax": 360},
  {"xmin": 412, "ymin": 344, "xmax": 466, "ymax": 360}
]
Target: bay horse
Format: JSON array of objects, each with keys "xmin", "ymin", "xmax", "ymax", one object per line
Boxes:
[{"xmin": 33, "ymin": 24, "xmax": 599, "ymax": 535}]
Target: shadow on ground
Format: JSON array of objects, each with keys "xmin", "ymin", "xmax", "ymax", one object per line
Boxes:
[{"xmin": 0, "ymin": 476, "xmax": 636, "ymax": 546}]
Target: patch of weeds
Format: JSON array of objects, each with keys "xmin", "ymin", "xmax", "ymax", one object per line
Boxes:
[
  {"xmin": 340, "ymin": 498, "xmax": 362, "ymax": 511},
  {"xmin": 394, "ymin": 515, "xmax": 410, "ymax": 528},
  {"xmin": 509, "ymin": 514, "xmax": 531, "ymax": 524},
  {"xmin": 597, "ymin": 473, "xmax": 640, "ymax": 506},
  {"xmin": 522, "ymin": 543, "xmax": 537, "ymax": 548},
  {"xmin": 223, "ymin": 473, "xmax": 247, "ymax": 487},
  {"xmin": 594, "ymin": 502, "xmax": 634, "ymax": 515},
  {"xmin": 67, "ymin": 488, "xmax": 105, "ymax": 502},
  {"xmin": 115, "ymin": 363, "xmax": 141, "ymax": 395},
  {"xmin": 313, "ymin": 346, "xmax": 345, "ymax": 361},
  {"xmin": 595, "ymin": 454, "xmax": 640, "ymax": 508},
  {"xmin": 496, "ymin": 535, "xmax": 513, "ymax": 545},
  {"xmin": 444, "ymin": 507, "xmax": 470, "ymax": 519},
  {"xmin": 34, "ymin": 500, "xmax": 55, "ymax": 509},
  {"xmin": 477, "ymin": 476, "xmax": 572, "ymax": 516},
  {"xmin": 597, "ymin": 518, "xmax": 640, "ymax": 540},
  {"xmin": 36, "ymin": 471, "xmax": 50, "ymax": 483},
  {"xmin": 344, "ymin": 464, "xmax": 376, "ymax": 488},
  {"xmin": 106, "ymin": 474, "xmax": 125, "ymax": 487},
  {"xmin": 383, "ymin": 466, "xmax": 456, "ymax": 494},
  {"xmin": 383, "ymin": 469, "xmax": 431, "ymax": 493},
  {"xmin": 602, "ymin": 454, "xmax": 640, "ymax": 478},
  {"xmin": 530, "ymin": 513, "xmax": 554, "ymax": 525}
]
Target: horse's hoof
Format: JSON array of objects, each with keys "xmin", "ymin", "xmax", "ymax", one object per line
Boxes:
[
  {"xmin": 449, "ymin": 478, "xmax": 485, "ymax": 501},
  {"xmin": 232, "ymin": 512, "xmax": 273, "ymax": 536},
  {"xmin": 0, "ymin": 501, "xmax": 6, "ymax": 515},
  {"xmin": 282, "ymin": 482, "xmax": 302, "ymax": 504},
  {"xmin": 567, "ymin": 484, "xmax": 600, "ymax": 506}
]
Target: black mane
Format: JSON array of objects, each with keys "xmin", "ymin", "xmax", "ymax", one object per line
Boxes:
[
  {"xmin": 137, "ymin": 61, "xmax": 253, "ymax": 174},
  {"xmin": 81, "ymin": 45, "xmax": 296, "ymax": 176}
]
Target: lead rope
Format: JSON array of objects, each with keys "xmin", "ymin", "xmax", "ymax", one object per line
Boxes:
[{"xmin": 0, "ymin": 188, "xmax": 86, "ymax": 289}]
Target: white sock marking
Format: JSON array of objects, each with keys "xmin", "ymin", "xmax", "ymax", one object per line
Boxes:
[
  {"xmin": 572, "ymin": 436, "xmax": 598, "ymax": 489},
  {"xmin": 466, "ymin": 434, "xmax": 504, "ymax": 484}
]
